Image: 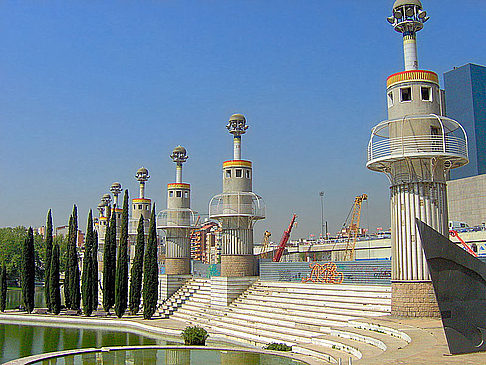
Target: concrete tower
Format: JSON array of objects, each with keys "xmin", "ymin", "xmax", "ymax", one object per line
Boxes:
[
  {"xmin": 132, "ymin": 167, "xmax": 151, "ymax": 226},
  {"xmin": 367, "ymin": 0, "xmax": 468, "ymax": 317},
  {"xmin": 163, "ymin": 146, "xmax": 192, "ymax": 274},
  {"xmin": 110, "ymin": 182, "xmax": 123, "ymax": 238},
  {"xmin": 159, "ymin": 146, "xmax": 194, "ymax": 302},
  {"xmin": 209, "ymin": 114, "xmax": 265, "ymax": 277}
]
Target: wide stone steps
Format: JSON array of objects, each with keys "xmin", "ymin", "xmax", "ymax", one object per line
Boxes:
[
  {"xmin": 244, "ymin": 288, "xmax": 391, "ymax": 307},
  {"xmin": 163, "ymin": 278, "xmax": 402, "ymax": 363},
  {"xmin": 230, "ymin": 299, "xmax": 381, "ymax": 322},
  {"xmin": 253, "ymin": 281, "xmax": 392, "ymax": 295}
]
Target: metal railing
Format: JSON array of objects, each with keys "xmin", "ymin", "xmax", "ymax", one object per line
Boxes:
[
  {"xmin": 157, "ymin": 208, "xmax": 197, "ymax": 229},
  {"xmin": 368, "ymin": 135, "xmax": 467, "ymax": 162},
  {"xmin": 209, "ymin": 192, "xmax": 265, "ymax": 219}
]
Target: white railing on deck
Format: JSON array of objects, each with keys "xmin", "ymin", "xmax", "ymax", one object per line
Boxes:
[{"xmin": 368, "ymin": 135, "xmax": 467, "ymax": 162}]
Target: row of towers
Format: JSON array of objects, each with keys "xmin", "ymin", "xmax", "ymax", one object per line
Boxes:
[
  {"xmin": 94, "ymin": 114, "xmax": 266, "ymax": 303},
  {"xmin": 160, "ymin": 114, "xmax": 265, "ymax": 302},
  {"xmin": 367, "ymin": 0, "xmax": 468, "ymax": 316}
]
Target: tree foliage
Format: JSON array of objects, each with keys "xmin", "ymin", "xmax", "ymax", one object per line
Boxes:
[
  {"xmin": 92, "ymin": 230, "xmax": 99, "ymax": 311},
  {"xmin": 102, "ymin": 209, "xmax": 117, "ymax": 313},
  {"xmin": 45, "ymin": 210, "xmax": 53, "ymax": 311},
  {"xmin": 81, "ymin": 210, "xmax": 94, "ymax": 316},
  {"xmin": 65, "ymin": 205, "xmax": 81, "ymax": 310},
  {"xmin": 21, "ymin": 227, "xmax": 35, "ymax": 313},
  {"xmin": 0, "ymin": 227, "xmax": 45, "ymax": 282},
  {"xmin": 49, "ymin": 244, "xmax": 61, "ymax": 315},
  {"xmin": 143, "ymin": 204, "xmax": 158, "ymax": 319},
  {"xmin": 115, "ymin": 190, "xmax": 129, "ymax": 318},
  {"xmin": 0, "ymin": 265, "xmax": 7, "ymax": 312},
  {"xmin": 129, "ymin": 216, "xmax": 145, "ymax": 315}
]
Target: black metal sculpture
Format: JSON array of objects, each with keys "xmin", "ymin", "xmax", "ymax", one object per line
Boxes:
[{"xmin": 417, "ymin": 219, "xmax": 486, "ymax": 355}]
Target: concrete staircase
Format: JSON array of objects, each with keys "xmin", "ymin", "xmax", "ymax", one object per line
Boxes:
[
  {"xmin": 163, "ymin": 279, "xmax": 410, "ymax": 364},
  {"xmin": 158, "ymin": 278, "xmax": 206, "ymax": 318}
]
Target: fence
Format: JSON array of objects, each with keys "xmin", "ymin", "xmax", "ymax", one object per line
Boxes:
[{"xmin": 259, "ymin": 259, "xmax": 391, "ymax": 285}]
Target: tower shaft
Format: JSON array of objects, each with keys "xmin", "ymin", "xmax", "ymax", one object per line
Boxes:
[
  {"xmin": 403, "ymin": 32, "xmax": 418, "ymax": 70},
  {"xmin": 233, "ymin": 136, "xmax": 241, "ymax": 160}
]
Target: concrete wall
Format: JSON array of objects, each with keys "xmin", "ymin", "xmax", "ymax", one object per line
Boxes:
[{"xmin": 447, "ymin": 174, "xmax": 486, "ymax": 226}]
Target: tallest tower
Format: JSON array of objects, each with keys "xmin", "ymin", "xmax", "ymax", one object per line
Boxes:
[{"xmin": 367, "ymin": 1, "xmax": 468, "ymax": 317}]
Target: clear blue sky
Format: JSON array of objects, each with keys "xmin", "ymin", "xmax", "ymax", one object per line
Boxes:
[{"xmin": 1, "ymin": 1, "xmax": 485, "ymax": 241}]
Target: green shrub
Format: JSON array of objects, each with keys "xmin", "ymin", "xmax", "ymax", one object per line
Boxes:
[
  {"xmin": 264, "ymin": 343, "xmax": 292, "ymax": 351},
  {"xmin": 181, "ymin": 326, "xmax": 209, "ymax": 345}
]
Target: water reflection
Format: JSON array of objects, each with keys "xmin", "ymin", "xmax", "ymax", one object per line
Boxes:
[
  {"xmin": 30, "ymin": 349, "xmax": 303, "ymax": 365},
  {"xmin": 0, "ymin": 323, "xmax": 160, "ymax": 363}
]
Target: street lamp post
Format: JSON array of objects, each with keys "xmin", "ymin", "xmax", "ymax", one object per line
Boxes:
[{"xmin": 319, "ymin": 192, "xmax": 324, "ymax": 240}]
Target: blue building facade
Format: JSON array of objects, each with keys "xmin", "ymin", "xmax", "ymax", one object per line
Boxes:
[{"xmin": 444, "ymin": 63, "xmax": 486, "ymax": 180}]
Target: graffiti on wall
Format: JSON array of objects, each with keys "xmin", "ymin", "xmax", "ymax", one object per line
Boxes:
[{"xmin": 302, "ymin": 262, "xmax": 344, "ymax": 284}]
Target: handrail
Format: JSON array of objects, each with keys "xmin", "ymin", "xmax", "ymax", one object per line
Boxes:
[{"xmin": 367, "ymin": 135, "xmax": 468, "ymax": 162}]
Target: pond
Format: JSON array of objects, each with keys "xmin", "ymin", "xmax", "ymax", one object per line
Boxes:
[
  {"xmin": 29, "ymin": 348, "xmax": 305, "ymax": 365},
  {"xmin": 0, "ymin": 323, "xmax": 164, "ymax": 363}
]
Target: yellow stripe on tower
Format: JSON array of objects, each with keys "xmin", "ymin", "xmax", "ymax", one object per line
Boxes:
[{"xmin": 223, "ymin": 160, "xmax": 252, "ymax": 168}]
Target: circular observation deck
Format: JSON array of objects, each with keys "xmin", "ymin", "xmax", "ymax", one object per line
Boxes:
[
  {"xmin": 209, "ymin": 192, "xmax": 265, "ymax": 220},
  {"xmin": 156, "ymin": 208, "xmax": 197, "ymax": 229},
  {"xmin": 367, "ymin": 114, "xmax": 468, "ymax": 172}
]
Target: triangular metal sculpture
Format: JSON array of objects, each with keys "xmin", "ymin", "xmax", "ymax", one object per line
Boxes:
[{"xmin": 417, "ymin": 219, "xmax": 486, "ymax": 355}]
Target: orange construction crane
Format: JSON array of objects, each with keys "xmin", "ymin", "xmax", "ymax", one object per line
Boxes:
[
  {"xmin": 273, "ymin": 214, "xmax": 297, "ymax": 262},
  {"xmin": 260, "ymin": 231, "xmax": 272, "ymax": 258},
  {"xmin": 450, "ymin": 230, "xmax": 478, "ymax": 257},
  {"xmin": 343, "ymin": 194, "xmax": 368, "ymax": 261}
]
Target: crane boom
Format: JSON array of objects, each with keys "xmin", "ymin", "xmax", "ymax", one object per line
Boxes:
[
  {"xmin": 450, "ymin": 230, "xmax": 478, "ymax": 257},
  {"xmin": 343, "ymin": 194, "xmax": 368, "ymax": 261},
  {"xmin": 273, "ymin": 214, "xmax": 297, "ymax": 262}
]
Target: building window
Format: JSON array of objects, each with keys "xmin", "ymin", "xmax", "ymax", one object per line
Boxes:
[
  {"xmin": 176, "ymin": 191, "xmax": 182, "ymax": 197},
  {"xmin": 145, "ymin": 205, "xmax": 149, "ymax": 210},
  {"xmin": 421, "ymin": 87, "xmax": 431, "ymax": 101},
  {"xmin": 236, "ymin": 169, "xmax": 242, "ymax": 178},
  {"xmin": 431, "ymin": 126, "xmax": 440, "ymax": 135},
  {"xmin": 133, "ymin": 205, "xmax": 136, "ymax": 210},
  {"xmin": 138, "ymin": 204, "xmax": 142, "ymax": 209},
  {"xmin": 387, "ymin": 92, "xmax": 394, "ymax": 107},
  {"xmin": 225, "ymin": 170, "xmax": 231, "ymax": 178},
  {"xmin": 169, "ymin": 191, "xmax": 173, "ymax": 197},
  {"xmin": 400, "ymin": 87, "xmax": 412, "ymax": 102},
  {"xmin": 472, "ymin": 244, "xmax": 478, "ymax": 253},
  {"xmin": 184, "ymin": 191, "xmax": 189, "ymax": 198},
  {"xmin": 246, "ymin": 169, "xmax": 251, "ymax": 179}
]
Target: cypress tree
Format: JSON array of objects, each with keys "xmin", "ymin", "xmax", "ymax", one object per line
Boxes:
[
  {"xmin": 92, "ymin": 230, "xmax": 99, "ymax": 311},
  {"xmin": 103, "ymin": 210, "xmax": 116, "ymax": 313},
  {"xmin": 115, "ymin": 190, "xmax": 129, "ymax": 318},
  {"xmin": 45, "ymin": 210, "xmax": 53, "ymax": 311},
  {"xmin": 143, "ymin": 204, "xmax": 158, "ymax": 320},
  {"xmin": 70, "ymin": 205, "xmax": 81, "ymax": 310},
  {"xmin": 21, "ymin": 227, "xmax": 35, "ymax": 313},
  {"xmin": 129, "ymin": 216, "xmax": 145, "ymax": 315},
  {"xmin": 49, "ymin": 244, "xmax": 61, "ymax": 315},
  {"xmin": 64, "ymin": 215, "xmax": 73, "ymax": 309},
  {"xmin": 0, "ymin": 265, "xmax": 7, "ymax": 312},
  {"xmin": 81, "ymin": 210, "xmax": 94, "ymax": 316}
]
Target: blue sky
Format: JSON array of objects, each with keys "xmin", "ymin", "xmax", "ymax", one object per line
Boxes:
[{"xmin": 1, "ymin": 1, "xmax": 485, "ymax": 240}]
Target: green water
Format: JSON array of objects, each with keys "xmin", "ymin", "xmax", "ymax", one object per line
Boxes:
[
  {"xmin": 6, "ymin": 287, "xmax": 46, "ymax": 310},
  {"xmin": 0, "ymin": 323, "xmax": 164, "ymax": 363},
  {"xmin": 29, "ymin": 349, "xmax": 304, "ymax": 364}
]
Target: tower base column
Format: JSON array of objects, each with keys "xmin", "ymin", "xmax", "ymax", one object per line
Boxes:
[
  {"xmin": 391, "ymin": 281, "xmax": 440, "ymax": 317},
  {"xmin": 221, "ymin": 255, "xmax": 256, "ymax": 277},
  {"xmin": 165, "ymin": 258, "xmax": 191, "ymax": 275}
]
